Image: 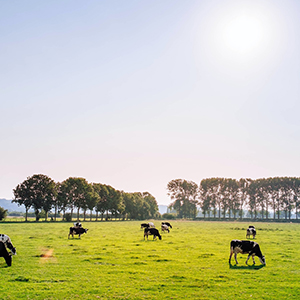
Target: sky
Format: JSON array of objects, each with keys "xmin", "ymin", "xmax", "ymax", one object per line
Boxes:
[{"xmin": 1, "ymin": 0, "xmax": 300, "ymax": 205}]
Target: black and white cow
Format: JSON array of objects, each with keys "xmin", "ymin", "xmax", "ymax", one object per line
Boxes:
[
  {"xmin": 68, "ymin": 227, "xmax": 88, "ymax": 239},
  {"xmin": 246, "ymin": 227, "xmax": 256, "ymax": 239},
  {"xmin": 73, "ymin": 222, "xmax": 82, "ymax": 228},
  {"xmin": 0, "ymin": 242, "xmax": 12, "ymax": 267},
  {"xmin": 162, "ymin": 222, "xmax": 172, "ymax": 229},
  {"xmin": 141, "ymin": 223, "xmax": 150, "ymax": 229},
  {"xmin": 229, "ymin": 240, "xmax": 265, "ymax": 265},
  {"xmin": 144, "ymin": 228, "xmax": 162, "ymax": 240},
  {"xmin": 161, "ymin": 224, "xmax": 170, "ymax": 233},
  {"xmin": 148, "ymin": 222, "xmax": 155, "ymax": 228},
  {"xmin": 0, "ymin": 234, "xmax": 16, "ymax": 255}
]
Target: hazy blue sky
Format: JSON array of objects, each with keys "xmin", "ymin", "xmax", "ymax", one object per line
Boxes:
[{"xmin": 1, "ymin": 0, "xmax": 300, "ymax": 205}]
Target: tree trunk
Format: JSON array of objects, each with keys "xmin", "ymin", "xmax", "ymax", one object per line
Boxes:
[
  {"xmin": 25, "ymin": 208, "xmax": 28, "ymax": 222},
  {"xmin": 55, "ymin": 205, "xmax": 57, "ymax": 221}
]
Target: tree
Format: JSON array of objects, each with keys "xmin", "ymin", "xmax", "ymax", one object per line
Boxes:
[
  {"xmin": 70, "ymin": 178, "xmax": 92, "ymax": 221},
  {"xmin": 58, "ymin": 177, "xmax": 91, "ymax": 221},
  {"xmin": 0, "ymin": 207, "xmax": 8, "ymax": 220},
  {"xmin": 13, "ymin": 174, "xmax": 56, "ymax": 221},
  {"xmin": 122, "ymin": 192, "xmax": 135, "ymax": 220},
  {"xmin": 86, "ymin": 185, "xmax": 100, "ymax": 221},
  {"xmin": 94, "ymin": 184, "xmax": 109, "ymax": 221},
  {"xmin": 142, "ymin": 192, "xmax": 159, "ymax": 218},
  {"xmin": 167, "ymin": 179, "xmax": 199, "ymax": 219},
  {"xmin": 222, "ymin": 178, "xmax": 239, "ymax": 219},
  {"xmin": 199, "ymin": 179, "xmax": 212, "ymax": 218},
  {"xmin": 237, "ymin": 178, "xmax": 251, "ymax": 219},
  {"xmin": 13, "ymin": 180, "xmax": 33, "ymax": 222}
]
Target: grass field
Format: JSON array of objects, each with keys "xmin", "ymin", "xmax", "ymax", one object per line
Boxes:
[{"xmin": 0, "ymin": 220, "xmax": 299, "ymax": 300}]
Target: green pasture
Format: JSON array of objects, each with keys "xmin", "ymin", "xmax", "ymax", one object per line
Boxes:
[{"xmin": 0, "ymin": 221, "xmax": 299, "ymax": 300}]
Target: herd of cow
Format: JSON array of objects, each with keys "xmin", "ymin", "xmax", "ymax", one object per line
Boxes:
[{"xmin": 0, "ymin": 222, "xmax": 265, "ymax": 267}]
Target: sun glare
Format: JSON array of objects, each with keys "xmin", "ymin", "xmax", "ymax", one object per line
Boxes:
[
  {"xmin": 203, "ymin": 4, "xmax": 280, "ymax": 66},
  {"xmin": 222, "ymin": 14, "xmax": 264, "ymax": 54}
]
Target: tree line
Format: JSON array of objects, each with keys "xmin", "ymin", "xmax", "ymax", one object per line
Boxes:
[
  {"xmin": 167, "ymin": 177, "xmax": 300, "ymax": 220},
  {"xmin": 13, "ymin": 174, "xmax": 159, "ymax": 222}
]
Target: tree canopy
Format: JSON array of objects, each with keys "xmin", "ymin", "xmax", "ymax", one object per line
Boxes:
[{"xmin": 13, "ymin": 174, "xmax": 159, "ymax": 221}]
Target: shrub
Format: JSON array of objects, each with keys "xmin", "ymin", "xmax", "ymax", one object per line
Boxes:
[
  {"xmin": 65, "ymin": 213, "xmax": 72, "ymax": 222},
  {"xmin": 162, "ymin": 213, "xmax": 176, "ymax": 220},
  {"xmin": 8, "ymin": 211, "xmax": 24, "ymax": 217},
  {"xmin": 0, "ymin": 206, "xmax": 8, "ymax": 220}
]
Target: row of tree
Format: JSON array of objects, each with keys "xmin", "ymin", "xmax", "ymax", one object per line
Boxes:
[
  {"xmin": 13, "ymin": 174, "xmax": 159, "ymax": 221},
  {"xmin": 167, "ymin": 177, "xmax": 300, "ymax": 220}
]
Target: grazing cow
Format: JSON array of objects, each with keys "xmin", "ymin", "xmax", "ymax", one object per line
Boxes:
[
  {"xmin": 229, "ymin": 240, "xmax": 265, "ymax": 265},
  {"xmin": 73, "ymin": 222, "xmax": 82, "ymax": 228},
  {"xmin": 0, "ymin": 234, "xmax": 16, "ymax": 255},
  {"xmin": 68, "ymin": 227, "xmax": 88, "ymax": 239},
  {"xmin": 0, "ymin": 242, "xmax": 12, "ymax": 267},
  {"xmin": 246, "ymin": 227, "xmax": 256, "ymax": 239},
  {"xmin": 148, "ymin": 222, "xmax": 155, "ymax": 228},
  {"xmin": 144, "ymin": 228, "xmax": 162, "ymax": 240},
  {"xmin": 161, "ymin": 224, "xmax": 170, "ymax": 233},
  {"xmin": 141, "ymin": 223, "xmax": 150, "ymax": 229},
  {"xmin": 162, "ymin": 222, "xmax": 172, "ymax": 229}
]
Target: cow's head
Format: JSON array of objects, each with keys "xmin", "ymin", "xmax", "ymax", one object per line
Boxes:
[
  {"xmin": 85, "ymin": 229, "xmax": 89, "ymax": 233},
  {"xmin": 260, "ymin": 255, "xmax": 266, "ymax": 265},
  {"xmin": 7, "ymin": 242, "xmax": 16, "ymax": 255}
]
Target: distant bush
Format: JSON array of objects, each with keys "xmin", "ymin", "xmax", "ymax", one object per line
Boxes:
[
  {"xmin": 8, "ymin": 211, "xmax": 24, "ymax": 217},
  {"xmin": 162, "ymin": 213, "xmax": 176, "ymax": 220},
  {"xmin": 0, "ymin": 206, "xmax": 8, "ymax": 220},
  {"xmin": 65, "ymin": 213, "xmax": 72, "ymax": 222}
]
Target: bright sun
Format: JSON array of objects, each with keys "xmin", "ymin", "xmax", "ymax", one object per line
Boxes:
[
  {"xmin": 221, "ymin": 14, "xmax": 264, "ymax": 55},
  {"xmin": 204, "ymin": 5, "xmax": 277, "ymax": 65}
]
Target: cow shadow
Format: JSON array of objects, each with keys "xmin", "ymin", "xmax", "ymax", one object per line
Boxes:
[{"xmin": 229, "ymin": 263, "xmax": 265, "ymax": 270}]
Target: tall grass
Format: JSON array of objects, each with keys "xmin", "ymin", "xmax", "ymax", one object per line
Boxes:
[{"xmin": 0, "ymin": 221, "xmax": 299, "ymax": 299}]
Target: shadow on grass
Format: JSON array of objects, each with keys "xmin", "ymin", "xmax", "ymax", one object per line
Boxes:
[{"xmin": 229, "ymin": 263, "xmax": 265, "ymax": 270}]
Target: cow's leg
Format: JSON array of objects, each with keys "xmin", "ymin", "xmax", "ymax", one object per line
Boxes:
[
  {"xmin": 229, "ymin": 248, "xmax": 233, "ymax": 263},
  {"xmin": 245, "ymin": 254, "xmax": 252, "ymax": 264},
  {"xmin": 252, "ymin": 255, "xmax": 255, "ymax": 264},
  {"xmin": 234, "ymin": 253, "xmax": 239, "ymax": 264}
]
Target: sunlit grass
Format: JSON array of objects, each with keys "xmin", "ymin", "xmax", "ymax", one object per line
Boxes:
[{"xmin": 0, "ymin": 221, "xmax": 299, "ymax": 299}]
